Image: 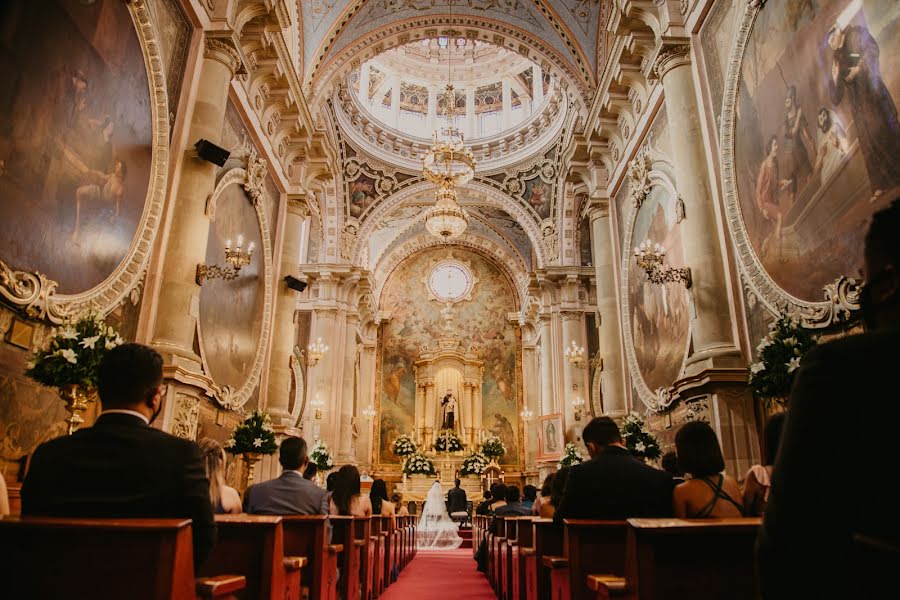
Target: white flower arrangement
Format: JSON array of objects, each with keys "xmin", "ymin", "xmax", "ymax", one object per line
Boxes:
[
  {"xmin": 481, "ymin": 434, "xmax": 506, "ymax": 459},
  {"xmin": 391, "ymin": 433, "xmax": 418, "ymax": 457},
  {"xmin": 434, "ymin": 428, "xmax": 465, "ymax": 453},
  {"xmin": 224, "ymin": 410, "xmax": 278, "ymax": 455},
  {"xmin": 620, "ymin": 411, "xmax": 662, "ymax": 461},
  {"xmin": 558, "ymin": 442, "xmax": 585, "ymax": 467},
  {"xmin": 310, "ymin": 440, "xmax": 335, "ymax": 471},
  {"xmin": 748, "ymin": 312, "xmax": 816, "ymax": 408},
  {"xmin": 401, "ymin": 451, "xmax": 436, "ymax": 476},
  {"xmin": 460, "ymin": 451, "xmax": 489, "ymax": 476}
]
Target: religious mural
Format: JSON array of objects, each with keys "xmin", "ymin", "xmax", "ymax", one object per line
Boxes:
[
  {"xmin": 348, "ymin": 174, "xmax": 378, "ymax": 218},
  {"xmin": 0, "ymin": 0, "xmax": 153, "ymax": 294},
  {"xmin": 522, "ymin": 176, "xmax": 552, "ymax": 220},
  {"xmin": 731, "ymin": 0, "xmax": 900, "ymax": 301},
  {"xmin": 378, "ymin": 249, "xmax": 519, "ymax": 465}
]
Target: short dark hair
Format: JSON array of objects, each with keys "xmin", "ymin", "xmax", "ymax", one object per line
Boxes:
[
  {"xmin": 582, "ymin": 416, "xmax": 622, "ymax": 447},
  {"xmin": 550, "ymin": 467, "xmax": 570, "ymax": 508},
  {"xmin": 303, "ymin": 462, "xmax": 318, "ymax": 480},
  {"xmin": 865, "ymin": 197, "xmax": 900, "ymax": 270},
  {"xmin": 540, "ymin": 472, "xmax": 556, "ymax": 497},
  {"xmin": 764, "ymin": 412, "xmax": 787, "ymax": 465},
  {"xmin": 505, "ymin": 485, "xmax": 520, "ymax": 503},
  {"xmin": 523, "ymin": 484, "xmax": 538, "ymax": 501},
  {"xmin": 674, "ymin": 421, "xmax": 725, "ymax": 477},
  {"xmin": 661, "ymin": 450, "xmax": 683, "ymax": 477},
  {"xmin": 98, "ymin": 343, "xmax": 163, "ymax": 408},
  {"xmin": 279, "ymin": 436, "xmax": 308, "ymax": 471},
  {"xmin": 455, "ymin": 478, "xmax": 461, "ymax": 487},
  {"xmin": 493, "ymin": 483, "xmax": 507, "ymax": 503},
  {"xmin": 326, "ymin": 472, "xmax": 338, "ymax": 492}
]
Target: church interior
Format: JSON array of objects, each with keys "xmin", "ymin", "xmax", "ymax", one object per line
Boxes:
[{"xmin": 1, "ymin": 0, "xmax": 898, "ymax": 598}]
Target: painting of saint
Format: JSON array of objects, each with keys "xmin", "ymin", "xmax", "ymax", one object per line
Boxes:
[
  {"xmin": 731, "ymin": 0, "xmax": 900, "ymax": 301},
  {"xmin": 0, "ymin": 0, "xmax": 153, "ymax": 294},
  {"xmin": 522, "ymin": 178, "xmax": 551, "ymax": 219},
  {"xmin": 348, "ymin": 175, "xmax": 377, "ymax": 218}
]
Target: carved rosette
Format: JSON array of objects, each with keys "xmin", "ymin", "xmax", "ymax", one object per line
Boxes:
[{"xmin": 719, "ymin": 2, "xmax": 860, "ymax": 328}]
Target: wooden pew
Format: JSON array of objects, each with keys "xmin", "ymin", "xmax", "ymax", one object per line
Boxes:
[
  {"xmin": 201, "ymin": 515, "xmax": 304, "ymax": 600},
  {"xmin": 589, "ymin": 518, "xmax": 761, "ymax": 600},
  {"xmin": 490, "ymin": 516, "xmax": 506, "ymax": 592},
  {"xmin": 331, "ymin": 516, "xmax": 366, "ymax": 600},
  {"xmin": 501, "ymin": 516, "xmax": 534, "ymax": 600},
  {"xmin": 526, "ymin": 518, "xmax": 564, "ymax": 600},
  {"xmin": 355, "ymin": 517, "xmax": 375, "ymax": 600},
  {"xmin": 370, "ymin": 515, "xmax": 385, "ymax": 596},
  {"xmin": 0, "ymin": 516, "xmax": 245, "ymax": 599},
  {"xmin": 281, "ymin": 515, "xmax": 343, "ymax": 600},
  {"xmin": 510, "ymin": 517, "xmax": 536, "ymax": 600},
  {"xmin": 562, "ymin": 520, "xmax": 627, "ymax": 600}
]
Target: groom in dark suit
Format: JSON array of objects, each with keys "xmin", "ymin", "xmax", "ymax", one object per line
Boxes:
[
  {"xmin": 22, "ymin": 343, "xmax": 215, "ymax": 567},
  {"xmin": 448, "ymin": 478, "xmax": 467, "ymax": 515}
]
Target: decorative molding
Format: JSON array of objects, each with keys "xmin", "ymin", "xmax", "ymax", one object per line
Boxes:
[
  {"xmin": 341, "ymin": 219, "xmax": 359, "ymax": 260},
  {"xmin": 719, "ymin": 2, "xmax": 860, "ymax": 328},
  {"xmin": 287, "ymin": 197, "xmax": 310, "ymax": 217},
  {"xmin": 204, "ymin": 34, "xmax": 244, "ymax": 76},
  {"xmin": 171, "ymin": 393, "xmax": 201, "ymax": 440},
  {"xmin": 654, "ymin": 44, "xmax": 691, "ymax": 79},
  {"xmin": 0, "ymin": 0, "xmax": 168, "ymax": 324},
  {"xmin": 627, "ymin": 140, "xmax": 653, "ymax": 209},
  {"xmin": 205, "ymin": 150, "xmax": 269, "ymax": 217},
  {"xmin": 541, "ymin": 220, "xmax": 559, "ymax": 261}
]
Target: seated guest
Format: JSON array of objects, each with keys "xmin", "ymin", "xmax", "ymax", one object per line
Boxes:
[
  {"xmin": 488, "ymin": 483, "xmax": 507, "ymax": 514},
  {"xmin": 555, "ymin": 416, "xmax": 673, "ymax": 523},
  {"xmin": 326, "ymin": 471, "xmax": 337, "ymax": 492},
  {"xmin": 393, "ymin": 493, "xmax": 409, "ymax": 516},
  {"xmin": 544, "ymin": 468, "xmax": 570, "ymax": 519},
  {"xmin": 303, "ymin": 462, "xmax": 318, "ymax": 482},
  {"xmin": 758, "ymin": 198, "xmax": 900, "ymax": 599},
  {"xmin": 475, "ymin": 490, "xmax": 493, "ymax": 515},
  {"xmin": 244, "ymin": 436, "xmax": 328, "ymax": 515},
  {"xmin": 742, "ymin": 412, "xmax": 785, "ymax": 517},
  {"xmin": 370, "ymin": 478, "xmax": 394, "ymax": 516},
  {"xmin": 672, "ymin": 421, "xmax": 743, "ymax": 518},
  {"xmin": 532, "ymin": 473, "xmax": 555, "ymax": 516},
  {"xmin": 493, "ymin": 485, "xmax": 531, "ymax": 517},
  {"xmin": 21, "ymin": 343, "xmax": 215, "ymax": 566},
  {"xmin": 521, "ymin": 484, "xmax": 537, "ymax": 511},
  {"xmin": 661, "ymin": 450, "xmax": 685, "ymax": 484},
  {"xmin": 330, "ymin": 465, "xmax": 372, "ymax": 517},
  {"xmin": 199, "ymin": 438, "xmax": 241, "ymax": 514}
]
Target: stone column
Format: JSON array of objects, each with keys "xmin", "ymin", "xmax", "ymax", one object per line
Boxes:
[
  {"xmin": 501, "ymin": 76, "xmax": 512, "ymax": 129},
  {"xmin": 415, "ymin": 381, "xmax": 426, "ymax": 438},
  {"xmin": 465, "ymin": 87, "xmax": 476, "ymax": 139},
  {"xmin": 308, "ymin": 307, "xmax": 337, "ymax": 442},
  {"xmin": 472, "ymin": 383, "xmax": 482, "ymax": 441},
  {"xmin": 589, "ymin": 205, "xmax": 627, "ymax": 417},
  {"xmin": 522, "ymin": 344, "xmax": 539, "ymax": 467},
  {"xmin": 359, "ymin": 61, "xmax": 370, "ymax": 107},
  {"xmin": 532, "ymin": 64, "xmax": 544, "ymax": 105},
  {"xmin": 560, "ymin": 312, "xmax": 584, "ymax": 442},
  {"xmin": 655, "ymin": 44, "xmax": 739, "ymax": 372},
  {"xmin": 427, "ymin": 85, "xmax": 437, "ymax": 132},
  {"xmin": 423, "ymin": 382, "xmax": 436, "ymax": 445},
  {"xmin": 153, "ymin": 35, "xmax": 241, "ymax": 367},
  {"xmin": 266, "ymin": 196, "xmax": 308, "ymax": 424},
  {"xmin": 337, "ymin": 312, "xmax": 358, "ymax": 461},
  {"xmin": 358, "ymin": 341, "xmax": 376, "ymax": 466},
  {"xmin": 539, "ymin": 316, "xmax": 554, "ymax": 415}
]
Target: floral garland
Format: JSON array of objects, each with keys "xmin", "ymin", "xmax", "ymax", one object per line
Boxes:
[
  {"xmin": 620, "ymin": 411, "xmax": 662, "ymax": 461},
  {"xmin": 402, "ymin": 451, "xmax": 436, "ymax": 476},
  {"xmin": 481, "ymin": 434, "xmax": 506, "ymax": 459},
  {"xmin": 224, "ymin": 410, "xmax": 278, "ymax": 455},
  {"xmin": 434, "ymin": 428, "xmax": 465, "ymax": 452},
  {"xmin": 25, "ymin": 313, "xmax": 125, "ymax": 390},
  {"xmin": 391, "ymin": 433, "xmax": 418, "ymax": 457},
  {"xmin": 749, "ymin": 312, "xmax": 816, "ymax": 409},
  {"xmin": 558, "ymin": 442, "xmax": 585, "ymax": 468},
  {"xmin": 460, "ymin": 451, "xmax": 488, "ymax": 476},
  {"xmin": 310, "ymin": 440, "xmax": 335, "ymax": 471}
]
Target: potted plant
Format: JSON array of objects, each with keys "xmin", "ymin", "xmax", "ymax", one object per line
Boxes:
[
  {"xmin": 224, "ymin": 410, "xmax": 277, "ymax": 488},
  {"xmin": 25, "ymin": 313, "xmax": 125, "ymax": 434},
  {"xmin": 433, "ymin": 428, "xmax": 464, "ymax": 453},
  {"xmin": 620, "ymin": 411, "xmax": 662, "ymax": 462},
  {"xmin": 480, "ymin": 434, "xmax": 506, "ymax": 461},
  {"xmin": 401, "ymin": 451, "xmax": 436, "ymax": 477},
  {"xmin": 310, "ymin": 440, "xmax": 335, "ymax": 473},
  {"xmin": 558, "ymin": 442, "xmax": 585, "ymax": 468},
  {"xmin": 749, "ymin": 312, "xmax": 816, "ymax": 414},
  {"xmin": 460, "ymin": 451, "xmax": 488, "ymax": 477},
  {"xmin": 391, "ymin": 433, "xmax": 418, "ymax": 457}
]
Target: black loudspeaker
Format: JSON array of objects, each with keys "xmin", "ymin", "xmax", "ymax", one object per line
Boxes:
[
  {"xmin": 194, "ymin": 139, "xmax": 230, "ymax": 167},
  {"xmin": 284, "ymin": 275, "xmax": 307, "ymax": 292}
]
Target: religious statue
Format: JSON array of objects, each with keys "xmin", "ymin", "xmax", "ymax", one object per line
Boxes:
[{"xmin": 441, "ymin": 389, "xmax": 457, "ymax": 431}]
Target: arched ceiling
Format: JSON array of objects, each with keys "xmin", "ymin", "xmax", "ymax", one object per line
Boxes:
[{"xmin": 300, "ymin": 1, "xmax": 602, "ymax": 103}]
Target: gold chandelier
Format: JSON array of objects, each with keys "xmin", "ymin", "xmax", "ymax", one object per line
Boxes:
[{"xmin": 425, "ymin": 184, "xmax": 470, "ymax": 240}]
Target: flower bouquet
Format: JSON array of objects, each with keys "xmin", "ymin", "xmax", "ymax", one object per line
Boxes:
[
  {"xmin": 749, "ymin": 312, "xmax": 816, "ymax": 412},
  {"xmin": 620, "ymin": 411, "xmax": 662, "ymax": 461},
  {"xmin": 25, "ymin": 313, "xmax": 125, "ymax": 434},
  {"xmin": 460, "ymin": 451, "xmax": 488, "ymax": 476},
  {"xmin": 402, "ymin": 451, "xmax": 436, "ymax": 476},
  {"xmin": 558, "ymin": 442, "xmax": 585, "ymax": 468},
  {"xmin": 310, "ymin": 440, "xmax": 335, "ymax": 471},
  {"xmin": 391, "ymin": 433, "xmax": 418, "ymax": 457},
  {"xmin": 224, "ymin": 409, "xmax": 278, "ymax": 455},
  {"xmin": 434, "ymin": 428, "xmax": 464, "ymax": 452},
  {"xmin": 480, "ymin": 434, "xmax": 506, "ymax": 460}
]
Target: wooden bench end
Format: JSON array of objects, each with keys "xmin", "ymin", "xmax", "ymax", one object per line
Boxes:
[
  {"xmin": 196, "ymin": 574, "xmax": 246, "ymax": 598},
  {"xmin": 586, "ymin": 574, "xmax": 627, "ymax": 599},
  {"xmin": 283, "ymin": 556, "xmax": 307, "ymax": 571},
  {"xmin": 542, "ymin": 555, "xmax": 569, "ymax": 569}
]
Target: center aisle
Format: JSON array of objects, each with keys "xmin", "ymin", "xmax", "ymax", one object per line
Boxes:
[{"xmin": 379, "ymin": 549, "xmax": 495, "ymax": 600}]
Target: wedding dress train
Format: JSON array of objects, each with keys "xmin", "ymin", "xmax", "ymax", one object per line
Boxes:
[{"xmin": 417, "ymin": 481, "xmax": 463, "ymax": 550}]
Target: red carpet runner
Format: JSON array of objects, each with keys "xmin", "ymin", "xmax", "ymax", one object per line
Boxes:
[{"xmin": 379, "ymin": 549, "xmax": 495, "ymax": 599}]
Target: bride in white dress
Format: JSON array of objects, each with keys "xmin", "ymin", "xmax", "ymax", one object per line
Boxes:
[{"xmin": 417, "ymin": 481, "xmax": 463, "ymax": 550}]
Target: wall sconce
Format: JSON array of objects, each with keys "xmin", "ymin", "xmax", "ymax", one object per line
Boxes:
[
  {"xmin": 633, "ymin": 239, "xmax": 692, "ymax": 288},
  {"xmin": 196, "ymin": 234, "xmax": 255, "ymax": 284},
  {"xmin": 306, "ymin": 337, "xmax": 329, "ymax": 367},
  {"xmin": 572, "ymin": 394, "xmax": 586, "ymax": 422},
  {"xmin": 310, "ymin": 395, "xmax": 325, "ymax": 420},
  {"xmin": 520, "ymin": 406, "xmax": 534, "ymax": 421},
  {"xmin": 362, "ymin": 405, "xmax": 376, "ymax": 419},
  {"xmin": 564, "ymin": 340, "xmax": 586, "ymax": 369}
]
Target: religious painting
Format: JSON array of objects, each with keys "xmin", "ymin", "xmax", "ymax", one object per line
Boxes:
[
  {"xmin": 348, "ymin": 174, "xmax": 378, "ymax": 218},
  {"xmin": 537, "ymin": 413, "xmax": 563, "ymax": 460},
  {"xmin": 628, "ymin": 185, "xmax": 690, "ymax": 394},
  {"xmin": 0, "ymin": 0, "xmax": 153, "ymax": 294},
  {"xmin": 730, "ymin": 0, "xmax": 900, "ymax": 302},
  {"xmin": 378, "ymin": 249, "xmax": 519, "ymax": 465},
  {"xmin": 522, "ymin": 176, "xmax": 552, "ymax": 220}
]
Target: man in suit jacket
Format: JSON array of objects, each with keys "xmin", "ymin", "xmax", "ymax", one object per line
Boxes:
[
  {"xmin": 757, "ymin": 198, "xmax": 900, "ymax": 599},
  {"xmin": 244, "ymin": 436, "xmax": 329, "ymax": 515},
  {"xmin": 22, "ymin": 343, "xmax": 215, "ymax": 567},
  {"xmin": 554, "ymin": 416, "xmax": 673, "ymax": 524},
  {"xmin": 447, "ymin": 478, "xmax": 467, "ymax": 514}
]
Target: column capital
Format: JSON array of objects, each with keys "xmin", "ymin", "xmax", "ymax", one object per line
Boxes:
[
  {"xmin": 286, "ymin": 195, "xmax": 309, "ymax": 217},
  {"xmin": 654, "ymin": 43, "xmax": 691, "ymax": 79},
  {"xmin": 560, "ymin": 310, "xmax": 583, "ymax": 323},
  {"xmin": 587, "ymin": 202, "xmax": 610, "ymax": 222},
  {"xmin": 204, "ymin": 33, "xmax": 245, "ymax": 76}
]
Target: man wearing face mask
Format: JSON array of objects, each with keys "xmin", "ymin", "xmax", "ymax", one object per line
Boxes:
[
  {"xmin": 757, "ymin": 196, "xmax": 900, "ymax": 599},
  {"xmin": 22, "ymin": 343, "xmax": 215, "ymax": 567}
]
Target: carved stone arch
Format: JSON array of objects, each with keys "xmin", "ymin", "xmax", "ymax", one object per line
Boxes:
[
  {"xmin": 306, "ymin": 16, "xmax": 591, "ymax": 121},
  {"xmin": 352, "ymin": 181, "xmax": 545, "ymax": 268}
]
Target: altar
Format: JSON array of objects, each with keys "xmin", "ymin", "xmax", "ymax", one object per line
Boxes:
[{"xmin": 399, "ymin": 473, "xmax": 484, "ymax": 503}]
